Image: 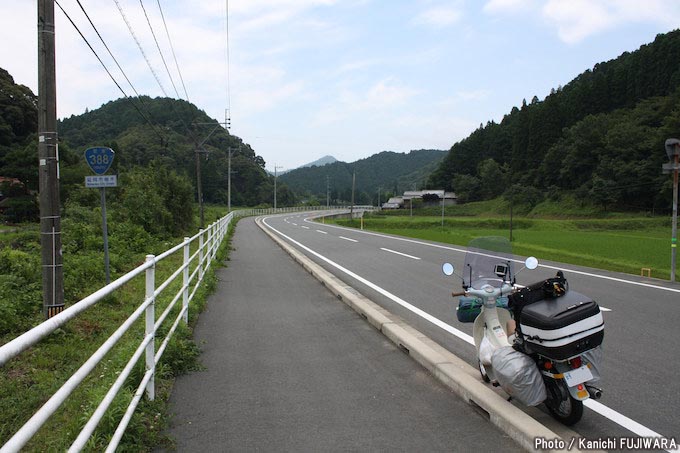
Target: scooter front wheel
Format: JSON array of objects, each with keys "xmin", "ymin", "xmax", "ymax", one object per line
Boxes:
[
  {"xmin": 478, "ymin": 359, "xmax": 490, "ymax": 383},
  {"xmin": 545, "ymin": 395, "xmax": 583, "ymax": 426}
]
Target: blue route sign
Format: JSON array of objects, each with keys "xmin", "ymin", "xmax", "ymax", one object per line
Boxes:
[{"xmin": 84, "ymin": 147, "xmax": 115, "ymax": 175}]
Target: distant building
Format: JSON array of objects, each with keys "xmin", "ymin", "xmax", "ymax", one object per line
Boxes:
[{"xmin": 403, "ymin": 190, "xmax": 457, "ymax": 207}]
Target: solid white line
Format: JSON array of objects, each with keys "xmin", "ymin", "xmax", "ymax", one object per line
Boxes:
[
  {"xmin": 583, "ymin": 400, "xmax": 673, "ymax": 451},
  {"xmin": 381, "ymin": 247, "xmax": 420, "ymax": 260},
  {"xmin": 264, "ymin": 215, "xmax": 668, "ymax": 445},
  {"xmin": 262, "ymin": 217, "xmax": 473, "ymax": 345},
  {"xmin": 316, "ymin": 230, "xmax": 328, "ymax": 234},
  {"xmin": 339, "ymin": 236, "xmax": 358, "ymax": 243},
  {"xmin": 304, "ymin": 217, "xmax": 680, "ymax": 295}
]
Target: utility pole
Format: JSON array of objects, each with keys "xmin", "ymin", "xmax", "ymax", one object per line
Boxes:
[
  {"xmin": 326, "ymin": 175, "xmax": 330, "ymax": 209},
  {"xmin": 350, "ymin": 170, "xmax": 356, "ymax": 220},
  {"xmin": 193, "ymin": 121, "xmax": 227, "ymax": 228},
  {"xmin": 664, "ymin": 139, "xmax": 680, "ymax": 281},
  {"xmin": 274, "ymin": 165, "xmax": 283, "ymax": 210},
  {"xmin": 38, "ymin": 0, "xmax": 64, "ymax": 319}
]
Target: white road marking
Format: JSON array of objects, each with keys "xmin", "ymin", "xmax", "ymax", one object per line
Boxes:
[
  {"xmin": 339, "ymin": 236, "xmax": 358, "ymax": 243},
  {"xmin": 600, "ymin": 307, "xmax": 612, "ymax": 312},
  {"xmin": 263, "ymin": 215, "xmax": 669, "ymax": 445},
  {"xmin": 316, "ymin": 230, "xmax": 328, "ymax": 234},
  {"xmin": 301, "ymin": 226, "xmax": 310, "ymax": 229},
  {"xmin": 381, "ymin": 247, "xmax": 420, "ymax": 260},
  {"xmin": 305, "ymin": 217, "xmax": 680, "ymax": 295},
  {"xmin": 291, "ymin": 223, "xmax": 298, "ymax": 226}
]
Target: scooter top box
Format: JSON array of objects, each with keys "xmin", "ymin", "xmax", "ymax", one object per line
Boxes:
[{"xmin": 518, "ymin": 290, "xmax": 604, "ymax": 361}]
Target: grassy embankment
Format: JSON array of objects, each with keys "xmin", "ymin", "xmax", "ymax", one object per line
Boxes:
[
  {"xmin": 332, "ymin": 198, "xmax": 673, "ymax": 280},
  {"xmin": 0, "ymin": 204, "xmax": 233, "ymax": 451}
]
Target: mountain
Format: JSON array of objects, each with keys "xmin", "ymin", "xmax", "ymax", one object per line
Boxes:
[
  {"xmin": 57, "ymin": 96, "xmax": 277, "ymax": 207},
  {"xmin": 428, "ymin": 29, "xmax": 680, "ymax": 212},
  {"xmin": 279, "ymin": 149, "xmax": 446, "ymax": 204},
  {"xmin": 300, "ymin": 155, "xmax": 337, "ymax": 168}
]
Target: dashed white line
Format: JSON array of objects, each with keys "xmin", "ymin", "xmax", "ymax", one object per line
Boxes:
[
  {"xmin": 380, "ymin": 247, "xmax": 420, "ymax": 260},
  {"xmin": 301, "ymin": 226, "xmax": 310, "ymax": 229},
  {"xmin": 291, "ymin": 223, "xmax": 298, "ymax": 226},
  {"xmin": 339, "ymin": 236, "xmax": 358, "ymax": 243},
  {"xmin": 316, "ymin": 230, "xmax": 328, "ymax": 234},
  {"xmin": 262, "ymin": 215, "xmax": 669, "ymax": 447}
]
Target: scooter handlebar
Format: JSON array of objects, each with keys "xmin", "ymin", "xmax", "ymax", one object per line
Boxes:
[{"xmin": 451, "ymin": 291, "xmax": 467, "ymax": 297}]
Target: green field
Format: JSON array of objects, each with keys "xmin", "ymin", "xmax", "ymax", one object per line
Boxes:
[{"xmin": 333, "ymin": 214, "xmax": 673, "ymax": 279}]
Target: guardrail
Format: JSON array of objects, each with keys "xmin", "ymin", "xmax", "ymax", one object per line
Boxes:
[{"xmin": 0, "ymin": 205, "xmax": 374, "ymax": 451}]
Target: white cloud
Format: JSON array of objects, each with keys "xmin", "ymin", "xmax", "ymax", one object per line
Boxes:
[
  {"xmin": 483, "ymin": 0, "xmax": 536, "ymax": 14},
  {"xmin": 543, "ymin": 0, "xmax": 680, "ymax": 44},
  {"xmin": 413, "ymin": 6, "xmax": 462, "ymax": 28}
]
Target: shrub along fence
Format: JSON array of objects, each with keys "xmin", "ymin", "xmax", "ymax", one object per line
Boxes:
[{"xmin": 0, "ymin": 206, "xmax": 372, "ymax": 452}]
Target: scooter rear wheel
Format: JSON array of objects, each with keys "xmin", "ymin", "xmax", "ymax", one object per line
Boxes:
[{"xmin": 546, "ymin": 395, "xmax": 583, "ymax": 426}]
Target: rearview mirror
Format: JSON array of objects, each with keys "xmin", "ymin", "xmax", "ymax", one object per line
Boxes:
[
  {"xmin": 525, "ymin": 256, "xmax": 538, "ymax": 270},
  {"xmin": 442, "ymin": 262, "xmax": 454, "ymax": 276}
]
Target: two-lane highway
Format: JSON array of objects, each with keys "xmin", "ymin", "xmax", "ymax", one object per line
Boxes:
[{"xmin": 264, "ymin": 211, "xmax": 680, "ymax": 450}]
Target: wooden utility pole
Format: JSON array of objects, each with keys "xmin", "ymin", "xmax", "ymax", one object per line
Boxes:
[
  {"xmin": 38, "ymin": 0, "xmax": 64, "ymax": 318},
  {"xmin": 350, "ymin": 170, "xmax": 356, "ymax": 220}
]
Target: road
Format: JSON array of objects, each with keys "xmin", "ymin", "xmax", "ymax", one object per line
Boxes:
[
  {"xmin": 164, "ymin": 217, "xmax": 521, "ymax": 451},
  {"xmin": 261, "ymin": 211, "xmax": 680, "ymax": 450}
]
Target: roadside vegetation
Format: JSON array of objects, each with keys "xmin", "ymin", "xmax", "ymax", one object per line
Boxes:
[
  {"xmin": 333, "ymin": 198, "xmax": 674, "ymax": 280},
  {"xmin": 0, "ymin": 175, "xmax": 233, "ymax": 451}
]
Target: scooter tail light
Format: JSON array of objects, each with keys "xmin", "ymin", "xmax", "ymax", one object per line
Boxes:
[
  {"xmin": 570, "ymin": 357, "xmax": 582, "ymax": 369},
  {"xmin": 543, "ymin": 361, "xmax": 553, "ymax": 370}
]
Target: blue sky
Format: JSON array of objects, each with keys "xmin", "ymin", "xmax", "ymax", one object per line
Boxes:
[{"xmin": 1, "ymin": 1, "xmax": 679, "ymax": 171}]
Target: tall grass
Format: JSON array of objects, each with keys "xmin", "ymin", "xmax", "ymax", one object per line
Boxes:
[{"xmin": 335, "ymin": 213, "xmax": 673, "ymax": 279}]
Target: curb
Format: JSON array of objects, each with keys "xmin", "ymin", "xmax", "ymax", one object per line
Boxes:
[{"xmin": 255, "ymin": 215, "xmax": 581, "ymax": 453}]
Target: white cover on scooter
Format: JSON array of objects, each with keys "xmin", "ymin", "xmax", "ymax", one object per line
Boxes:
[{"xmin": 491, "ymin": 346, "xmax": 547, "ymax": 407}]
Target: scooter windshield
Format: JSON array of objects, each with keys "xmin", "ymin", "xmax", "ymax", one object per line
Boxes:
[{"xmin": 463, "ymin": 236, "xmax": 515, "ymax": 288}]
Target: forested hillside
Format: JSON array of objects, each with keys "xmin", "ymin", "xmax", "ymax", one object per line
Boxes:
[
  {"xmin": 279, "ymin": 149, "xmax": 446, "ymax": 204},
  {"xmin": 59, "ymin": 96, "xmax": 280, "ymax": 207},
  {"xmin": 428, "ymin": 29, "xmax": 680, "ymax": 212}
]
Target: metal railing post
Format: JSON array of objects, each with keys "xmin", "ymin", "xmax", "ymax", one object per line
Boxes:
[
  {"xmin": 182, "ymin": 237, "xmax": 190, "ymax": 324},
  {"xmin": 198, "ymin": 229, "xmax": 204, "ymax": 281},
  {"xmin": 144, "ymin": 255, "xmax": 155, "ymax": 401}
]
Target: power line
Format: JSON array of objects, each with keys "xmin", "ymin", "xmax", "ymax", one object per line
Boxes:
[
  {"xmin": 113, "ymin": 0, "xmax": 168, "ymax": 97},
  {"xmin": 156, "ymin": 0, "xmax": 190, "ymax": 102},
  {"xmin": 224, "ymin": 0, "xmax": 231, "ymax": 129},
  {"xmin": 54, "ymin": 0, "xmax": 167, "ymax": 142},
  {"xmin": 139, "ymin": 0, "xmax": 182, "ymax": 101}
]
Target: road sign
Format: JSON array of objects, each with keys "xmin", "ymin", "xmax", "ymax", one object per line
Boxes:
[
  {"xmin": 85, "ymin": 175, "xmax": 118, "ymax": 188},
  {"xmin": 84, "ymin": 147, "xmax": 115, "ymax": 175}
]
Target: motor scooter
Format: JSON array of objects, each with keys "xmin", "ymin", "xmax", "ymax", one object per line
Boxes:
[{"xmin": 442, "ymin": 237, "xmax": 604, "ymax": 426}]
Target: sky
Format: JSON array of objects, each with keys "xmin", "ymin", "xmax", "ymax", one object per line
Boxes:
[{"xmin": 1, "ymin": 1, "xmax": 680, "ymax": 172}]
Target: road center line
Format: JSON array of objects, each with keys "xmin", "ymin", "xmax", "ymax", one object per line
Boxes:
[
  {"xmin": 316, "ymin": 230, "xmax": 328, "ymax": 234},
  {"xmin": 304, "ymin": 217, "xmax": 680, "ymax": 295},
  {"xmin": 339, "ymin": 236, "xmax": 358, "ymax": 243},
  {"xmin": 381, "ymin": 247, "xmax": 420, "ymax": 260},
  {"xmin": 301, "ymin": 226, "xmax": 310, "ymax": 229},
  {"xmin": 263, "ymin": 215, "xmax": 667, "ymax": 445}
]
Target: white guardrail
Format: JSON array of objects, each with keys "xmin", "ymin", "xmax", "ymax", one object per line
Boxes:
[{"xmin": 0, "ymin": 205, "xmax": 370, "ymax": 452}]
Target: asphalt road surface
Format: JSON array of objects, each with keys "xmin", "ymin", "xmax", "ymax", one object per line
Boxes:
[
  {"xmin": 260, "ymin": 211, "xmax": 680, "ymax": 452},
  {"xmin": 163, "ymin": 217, "xmax": 522, "ymax": 452}
]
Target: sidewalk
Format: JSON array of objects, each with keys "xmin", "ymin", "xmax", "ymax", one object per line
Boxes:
[{"xmin": 163, "ymin": 217, "xmax": 520, "ymax": 451}]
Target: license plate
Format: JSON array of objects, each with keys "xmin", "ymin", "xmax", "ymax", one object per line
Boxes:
[{"xmin": 563, "ymin": 365, "xmax": 593, "ymax": 387}]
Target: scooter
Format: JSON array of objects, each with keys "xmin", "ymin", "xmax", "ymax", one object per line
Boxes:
[{"xmin": 442, "ymin": 237, "xmax": 604, "ymax": 426}]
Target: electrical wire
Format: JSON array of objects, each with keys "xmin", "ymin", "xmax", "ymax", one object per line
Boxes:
[
  {"xmin": 156, "ymin": 0, "xmax": 190, "ymax": 102},
  {"xmin": 113, "ymin": 0, "xmax": 168, "ymax": 97},
  {"xmin": 139, "ymin": 0, "xmax": 182, "ymax": 101},
  {"xmin": 54, "ymin": 0, "xmax": 167, "ymax": 142},
  {"xmin": 224, "ymin": 0, "xmax": 231, "ymax": 130}
]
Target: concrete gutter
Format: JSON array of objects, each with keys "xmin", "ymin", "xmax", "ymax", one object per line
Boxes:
[{"xmin": 255, "ymin": 215, "xmax": 583, "ymax": 453}]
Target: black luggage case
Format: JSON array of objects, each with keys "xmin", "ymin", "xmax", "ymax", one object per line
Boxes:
[{"xmin": 518, "ymin": 290, "xmax": 604, "ymax": 361}]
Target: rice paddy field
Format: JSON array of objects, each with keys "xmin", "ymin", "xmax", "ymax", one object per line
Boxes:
[{"xmin": 333, "ymin": 215, "xmax": 673, "ymax": 280}]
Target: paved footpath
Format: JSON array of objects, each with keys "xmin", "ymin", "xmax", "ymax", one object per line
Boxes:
[{"xmin": 163, "ymin": 217, "xmax": 521, "ymax": 452}]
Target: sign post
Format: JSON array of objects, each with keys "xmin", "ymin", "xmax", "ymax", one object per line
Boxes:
[
  {"xmin": 663, "ymin": 139, "xmax": 680, "ymax": 282},
  {"xmin": 84, "ymin": 147, "xmax": 116, "ymax": 284}
]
